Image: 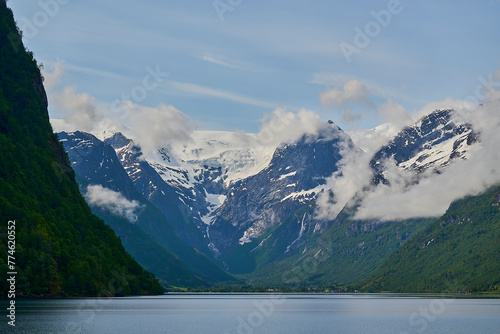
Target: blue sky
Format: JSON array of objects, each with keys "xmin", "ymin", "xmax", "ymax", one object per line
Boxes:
[{"xmin": 8, "ymin": 0, "xmax": 500, "ymax": 132}]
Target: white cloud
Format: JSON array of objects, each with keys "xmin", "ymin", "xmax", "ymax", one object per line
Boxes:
[
  {"xmin": 320, "ymin": 80, "xmax": 369, "ymax": 107},
  {"xmin": 377, "ymin": 98, "xmax": 413, "ymax": 128},
  {"xmin": 485, "ymin": 70, "xmax": 500, "ymax": 101},
  {"xmin": 85, "ymin": 185, "xmax": 143, "ymax": 222},
  {"xmin": 43, "ymin": 60, "xmax": 194, "ymax": 155},
  {"xmin": 319, "ymin": 80, "xmax": 374, "ymax": 122},
  {"xmin": 126, "ymin": 103, "xmax": 194, "ymax": 156},
  {"xmin": 347, "ymin": 122, "xmax": 402, "ymax": 154},
  {"xmin": 412, "ymin": 97, "xmax": 475, "ymax": 120},
  {"xmin": 354, "ymin": 111, "xmax": 500, "ymax": 220},
  {"xmin": 312, "ymin": 72, "xmax": 421, "ymax": 105},
  {"xmin": 245, "ymin": 108, "xmax": 332, "ymax": 177},
  {"xmin": 255, "ymin": 108, "xmax": 329, "ymax": 147},
  {"xmin": 43, "ymin": 61, "xmax": 103, "ymax": 132},
  {"xmin": 51, "ymin": 86, "xmax": 103, "ymax": 132},
  {"xmin": 42, "ymin": 59, "xmax": 65, "ymax": 90},
  {"xmin": 171, "ymin": 108, "xmax": 339, "ymax": 184},
  {"xmin": 50, "ymin": 118, "xmax": 78, "ymax": 133},
  {"xmin": 343, "ymin": 99, "xmax": 412, "ymax": 153},
  {"xmin": 315, "ymin": 145, "xmax": 372, "ymax": 220},
  {"xmin": 319, "ymin": 99, "xmax": 415, "ymax": 220},
  {"xmin": 168, "ymin": 80, "xmax": 279, "ymax": 109}
]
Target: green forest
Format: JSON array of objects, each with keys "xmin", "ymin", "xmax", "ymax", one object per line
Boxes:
[{"xmin": 362, "ymin": 185, "xmax": 500, "ymax": 293}]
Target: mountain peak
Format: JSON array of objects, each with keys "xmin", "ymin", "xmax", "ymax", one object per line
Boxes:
[
  {"xmin": 104, "ymin": 132, "xmax": 133, "ymax": 150},
  {"xmin": 370, "ymin": 108, "xmax": 477, "ymax": 184}
]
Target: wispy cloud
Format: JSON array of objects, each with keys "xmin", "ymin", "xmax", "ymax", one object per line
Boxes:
[
  {"xmin": 64, "ymin": 63, "xmax": 128, "ymax": 81},
  {"xmin": 42, "ymin": 59, "xmax": 127, "ymax": 82},
  {"xmin": 320, "ymin": 80, "xmax": 370, "ymax": 107},
  {"xmin": 353, "ymin": 99, "xmax": 500, "ymax": 221},
  {"xmin": 317, "ymin": 92, "xmax": 500, "ymax": 222},
  {"xmin": 198, "ymin": 54, "xmax": 272, "ymax": 73},
  {"xmin": 168, "ymin": 80, "xmax": 279, "ymax": 109},
  {"xmin": 200, "ymin": 54, "xmax": 243, "ymax": 70}
]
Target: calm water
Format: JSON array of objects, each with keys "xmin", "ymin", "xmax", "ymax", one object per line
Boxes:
[{"xmin": 2, "ymin": 294, "xmax": 500, "ymax": 333}]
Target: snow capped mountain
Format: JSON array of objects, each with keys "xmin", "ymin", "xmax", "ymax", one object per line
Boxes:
[
  {"xmin": 209, "ymin": 122, "xmax": 357, "ymax": 253},
  {"xmin": 70, "ymin": 130, "xmax": 231, "ymax": 254},
  {"xmin": 371, "ymin": 109, "xmax": 477, "ymax": 184},
  {"xmin": 95, "ymin": 133, "xmax": 213, "ymax": 251},
  {"xmin": 84, "ymin": 109, "xmax": 478, "ymax": 255},
  {"xmin": 58, "ymin": 131, "xmax": 137, "ymax": 197},
  {"xmin": 87, "ymin": 122, "xmax": 359, "ymax": 261},
  {"xmin": 146, "ymin": 150, "xmax": 226, "ymax": 227}
]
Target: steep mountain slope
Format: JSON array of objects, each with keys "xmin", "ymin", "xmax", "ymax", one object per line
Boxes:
[
  {"xmin": 362, "ymin": 185, "xmax": 500, "ymax": 293},
  {"xmin": 103, "ymin": 133, "xmax": 214, "ymax": 254},
  {"xmin": 58, "ymin": 131, "xmax": 235, "ymax": 284},
  {"xmin": 242, "ymin": 209, "xmax": 432, "ymax": 287},
  {"xmin": 213, "ymin": 123, "xmax": 353, "ymax": 242},
  {"xmin": 0, "ymin": 3, "xmax": 162, "ymax": 296},
  {"xmin": 144, "ymin": 142, "xmax": 227, "ymax": 245},
  {"xmin": 77, "ymin": 177, "xmax": 205, "ymax": 288}
]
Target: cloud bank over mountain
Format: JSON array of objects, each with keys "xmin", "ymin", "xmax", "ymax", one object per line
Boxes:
[{"xmin": 317, "ymin": 95, "xmax": 500, "ymax": 221}]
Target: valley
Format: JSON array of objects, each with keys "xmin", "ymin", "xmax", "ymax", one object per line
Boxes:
[
  {"xmin": 1, "ymin": 0, "xmax": 499, "ymax": 299},
  {"xmin": 57, "ymin": 108, "xmax": 499, "ymax": 292}
]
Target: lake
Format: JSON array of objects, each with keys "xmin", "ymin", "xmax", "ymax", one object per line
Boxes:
[{"xmin": 3, "ymin": 294, "xmax": 500, "ymax": 333}]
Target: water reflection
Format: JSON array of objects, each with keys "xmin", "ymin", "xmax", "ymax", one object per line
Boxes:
[{"xmin": 1, "ymin": 294, "xmax": 498, "ymax": 334}]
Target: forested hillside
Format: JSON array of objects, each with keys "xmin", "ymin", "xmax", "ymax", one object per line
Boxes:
[
  {"xmin": 0, "ymin": 1, "xmax": 163, "ymax": 296},
  {"xmin": 362, "ymin": 185, "xmax": 500, "ymax": 293}
]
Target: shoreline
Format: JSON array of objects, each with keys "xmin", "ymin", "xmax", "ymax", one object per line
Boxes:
[{"xmin": 2, "ymin": 291, "xmax": 499, "ymax": 299}]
